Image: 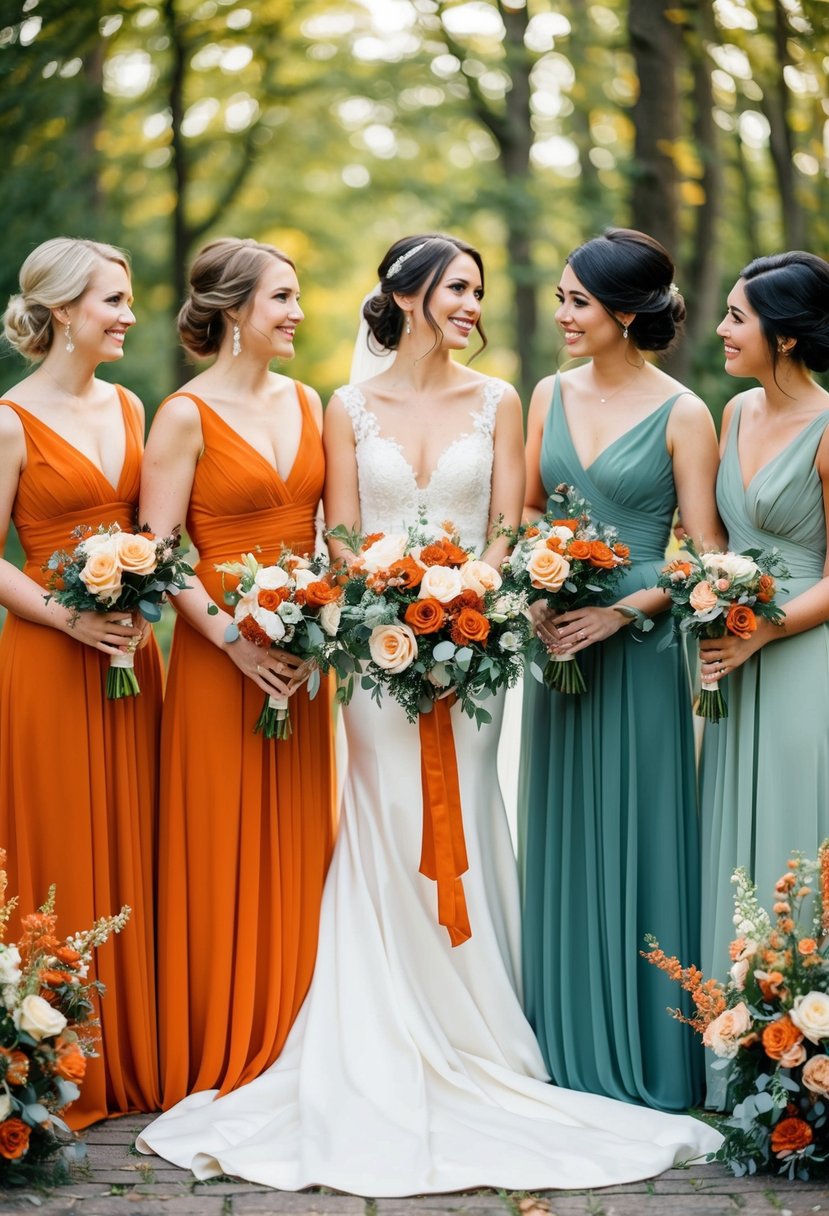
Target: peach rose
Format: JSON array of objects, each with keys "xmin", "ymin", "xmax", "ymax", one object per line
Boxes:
[
  {"xmin": 369, "ymin": 623, "xmax": 417, "ymax": 673},
  {"xmin": 419, "ymin": 565, "xmax": 464, "ymax": 604},
  {"xmin": 689, "ymin": 581, "xmax": 718, "ymax": 614},
  {"xmin": 802, "ymin": 1054, "xmax": 829, "ymax": 1096},
  {"xmin": 702, "ymin": 1001, "xmax": 752, "ymax": 1058},
  {"xmin": 459, "ymin": 560, "xmax": 502, "ymax": 597},
  {"xmin": 79, "ymin": 544, "xmax": 123, "ymax": 604},
  {"xmin": 114, "ymin": 531, "xmax": 157, "ymax": 575},
  {"xmin": 526, "ymin": 548, "xmax": 570, "ymax": 593}
]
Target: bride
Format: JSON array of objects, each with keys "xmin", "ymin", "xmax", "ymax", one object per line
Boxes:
[{"xmin": 138, "ymin": 234, "xmax": 721, "ymax": 1194}]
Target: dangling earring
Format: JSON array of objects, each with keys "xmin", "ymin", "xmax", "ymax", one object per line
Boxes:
[
  {"xmin": 232, "ymin": 322, "xmax": 241, "ymax": 357},
  {"xmin": 405, "ymin": 315, "xmax": 411, "ymax": 336},
  {"xmin": 622, "ymin": 324, "xmax": 629, "ymax": 341},
  {"xmin": 65, "ymin": 323, "xmax": 74, "ymax": 353}
]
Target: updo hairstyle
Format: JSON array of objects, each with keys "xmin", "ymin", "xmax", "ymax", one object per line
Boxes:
[
  {"xmin": 362, "ymin": 233, "xmax": 487, "ymax": 355},
  {"xmin": 178, "ymin": 237, "xmax": 296, "ymax": 360},
  {"xmin": 3, "ymin": 237, "xmax": 130, "ymax": 361},
  {"xmin": 567, "ymin": 228, "xmax": 685, "ymax": 352},
  {"xmin": 740, "ymin": 251, "xmax": 829, "ymax": 375}
]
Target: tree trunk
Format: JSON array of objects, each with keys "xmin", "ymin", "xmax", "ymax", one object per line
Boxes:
[
  {"xmin": 627, "ymin": 0, "xmax": 682, "ymax": 255},
  {"xmin": 163, "ymin": 0, "xmax": 191, "ymax": 385},
  {"xmin": 758, "ymin": 0, "xmax": 805, "ymax": 248}
]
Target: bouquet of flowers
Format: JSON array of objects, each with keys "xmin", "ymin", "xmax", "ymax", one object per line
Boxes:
[
  {"xmin": 644, "ymin": 847, "xmax": 829, "ymax": 1181},
  {"xmin": 0, "ymin": 848, "xmax": 130, "ymax": 1186},
  {"xmin": 331, "ymin": 521, "xmax": 531, "ymax": 727},
  {"xmin": 44, "ymin": 522, "xmax": 193, "ymax": 699},
  {"xmin": 656, "ymin": 542, "xmax": 788, "ymax": 721},
  {"xmin": 214, "ymin": 549, "xmax": 345, "ymax": 740},
  {"xmin": 503, "ymin": 484, "xmax": 633, "ymax": 693}
]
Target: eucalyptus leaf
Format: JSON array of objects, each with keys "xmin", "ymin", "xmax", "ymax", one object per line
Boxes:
[
  {"xmin": 433, "ymin": 640, "xmax": 456, "ymax": 662},
  {"xmin": 224, "ymin": 621, "xmax": 240, "ymax": 644}
]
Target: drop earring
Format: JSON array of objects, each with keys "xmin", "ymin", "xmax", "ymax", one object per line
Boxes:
[
  {"xmin": 622, "ymin": 324, "xmax": 629, "ymax": 341},
  {"xmin": 65, "ymin": 324, "xmax": 74, "ymax": 353},
  {"xmin": 405, "ymin": 315, "xmax": 411, "ymax": 336},
  {"xmin": 232, "ymin": 322, "xmax": 241, "ymax": 357}
]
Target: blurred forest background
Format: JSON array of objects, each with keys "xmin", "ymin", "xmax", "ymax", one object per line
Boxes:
[{"xmin": 1, "ymin": 0, "xmax": 827, "ymax": 422}]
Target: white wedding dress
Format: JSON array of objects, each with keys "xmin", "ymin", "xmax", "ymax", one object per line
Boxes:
[{"xmin": 138, "ymin": 379, "xmax": 721, "ymax": 1195}]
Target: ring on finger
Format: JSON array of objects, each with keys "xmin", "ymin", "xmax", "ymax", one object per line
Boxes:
[{"xmin": 579, "ymin": 630, "xmax": 586, "ymax": 641}]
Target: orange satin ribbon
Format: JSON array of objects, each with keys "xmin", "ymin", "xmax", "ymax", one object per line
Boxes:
[{"xmin": 418, "ymin": 696, "xmax": 471, "ymax": 947}]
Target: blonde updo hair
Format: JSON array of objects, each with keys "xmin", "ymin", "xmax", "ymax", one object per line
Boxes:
[
  {"xmin": 178, "ymin": 237, "xmax": 296, "ymax": 360},
  {"xmin": 3, "ymin": 237, "xmax": 130, "ymax": 361}
]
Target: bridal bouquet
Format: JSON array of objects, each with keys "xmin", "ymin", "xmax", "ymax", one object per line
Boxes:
[
  {"xmin": 0, "ymin": 848, "xmax": 130, "ymax": 1186},
  {"xmin": 43, "ymin": 522, "xmax": 192, "ymax": 698},
  {"xmin": 644, "ymin": 846, "xmax": 829, "ymax": 1180},
  {"xmin": 656, "ymin": 542, "xmax": 788, "ymax": 721},
  {"xmin": 330, "ymin": 521, "xmax": 531, "ymax": 727},
  {"xmin": 214, "ymin": 549, "xmax": 345, "ymax": 740},
  {"xmin": 503, "ymin": 484, "xmax": 632, "ymax": 693}
]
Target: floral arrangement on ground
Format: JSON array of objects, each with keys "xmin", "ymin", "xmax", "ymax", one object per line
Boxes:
[
  {"xmin": 0, "ymin": 850, "xmax": 130, "ymax": 1185},
  {"xmin": 645, "ymin": 846, "xmax": 829, "ymax": 1179}
]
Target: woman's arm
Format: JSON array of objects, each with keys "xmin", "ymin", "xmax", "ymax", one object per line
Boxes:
[
  {"xmin": 482, "ymin": 384, "xmax": 525, "ymax": 568},
  {"xmin": 322, "ymin": 394, "xmax": 361, "ymax": 565},
  {"xmin": 523, "ymin": 376, "xmax": 555, "ymax": 521}
]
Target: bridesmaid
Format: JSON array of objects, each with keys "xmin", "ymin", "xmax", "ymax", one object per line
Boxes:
[
  {"xmin": 139, "ymin": 237, "xmax": 336, "ymax": 1107},
  {"xmin": 0, "ymin": 237, "xmax": 161, "ymax": 1125},
  {"xmin": 699, "ymin": 253, "xmax": 829, "ymax": 1089},
  {"xmin": 518, "ymin": 228, "xmax": 725, "ymax": 1111}
]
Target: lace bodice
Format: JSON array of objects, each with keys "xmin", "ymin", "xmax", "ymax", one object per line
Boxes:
[{"xmin": 337, "ymin": 379, "xmax": 506, "ymax": 552}]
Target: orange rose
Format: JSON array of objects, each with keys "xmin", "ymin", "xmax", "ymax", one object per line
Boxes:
[
  {"xmin": 726, "ymin": 603, "xmax": 757, "ymax": 640},
  {"xmin": 588, "ymin": 540, "xmax": 616, "ymax": 569},
  {"xmin": 566, "ymin": 539, "xmax": 592, "ymax": 561},
  {"xmin": 0, "ymin": 1118, "xmax": 30, "ymax": 1160},
  {"xmin": 419, "ymin": 539, "xmax": 467, "ymax": 568},
  {"xmin": 551, "ymin": 518, "xmax": 579, "ymax": 532},
  {"xmin": 613, "ymin": 543, "xmax": 631, "ymax": 560},
  {"xmin": 799, "ymin": 938, "xmax": 818, "ymax": 956},
  {"xmin": 762, "ymin": 1016, "xmax": 803, "ymax": 1062},
  {"xmin": 360, "ymin": 532, "xmax": 384, "ymax": 551},
  {"xmin": 451, "ymin": 607, "xmax": 490, "ymax": 646},
  {"xmin": 756, "ymin": 573, "xmax": 775, "ymax": 604},
  {"xmin": 770, "ymin": 1116, "xmax": 813, "ymax": 1157},
  {"xmin": 304, "ymin": 581, "xmax": 340, "ymax": 608},
  {"xmin": 40, "ymin": 969, "xmax": 71, "ymax": 988},
  {"xmin": 665, "ymin": 558, "xmax": 691, "ymax": 577},
  {"xmin": 257, "ymin": 588, "xmax": 286, "ymax": 611},
  {"xmin": 524, "ymin": 526, "xmax": 540, "ymax": 538},
  {"xmin": 55, "ymin": 1042, "xmax": 87, "ymax": 1084},
  {"xmin": 0, "ymin": 1049, "xmax": 28, "ymax": 1087},
  {"xmin": 545, "ymin": 536, "xmax": 564, "ymax": 553},
  {"xmin": 404, "ymin": 599, "xmax": 446, "ymax": 635},
  {"xmin": 388, "ymin": 556, "xmax": 424, "ymax": 589},
  {"xmin": 54, "ymin": 946, "xmax": 81, "ymax": 968}
]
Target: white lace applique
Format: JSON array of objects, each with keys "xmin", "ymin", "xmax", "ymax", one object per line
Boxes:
[{"xmin": 337, "ymin": 378, "xmax": 508, "ymax": 553}]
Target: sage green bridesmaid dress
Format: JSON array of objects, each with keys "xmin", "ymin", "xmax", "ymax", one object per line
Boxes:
[
  {"xmin": 700, "ymin": 401, "xmax": 829, "ymax": 1100},
  {"xmin": 518, "ymin": 374, "xmax": 703, "ymax": 1111}
]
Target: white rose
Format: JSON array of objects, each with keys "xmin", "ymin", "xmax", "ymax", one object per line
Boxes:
[
  {"xmin": 291, "ymin": 567, "xmax": 318, "ymax": 591},
  {"xmin": 79, "ymin": 530, "xmax": 118, "ymax": 555},
  {"xmin": 15, "ymin": 993, "xmax": 68, "ymax": 1041},
  {"xmin": 319, "ymin": 602, "xmax": 341, "ymax": 637},
  {"xmin": 703, "ymin": 552, "xmax": 758, "ymax": 583},
  {"xmin": 234, "ymin": 587, "xmax": 260, "ymax": 621},
  {"xmin": 361, "ymin": 534, "xmax": 408, "ymax": 573},
  {"xmin": 418, "ymin": 565, "xmax": 464, "ymax": 604},
  {"xmin": 252, "ymin": 605, "xmax": 287, "ymax": 642},
  {"xmin": 369, "ymin": 623, "xmax": 417, "ymax": 673},
  {"xmin": 701, "ymin": 1002, "xmax": 752, "ymax": 1058},
  {"xmin": 548, "ymin": 526, "xmax": 575, "ymax": 545},
  {"xmin": 0, "ymin": 1094, "xmax": 10, "ymax": 1121},
  {"xmin": 790, "ymin": 992, "xmax": 829, "ymax": 1044},
  {"xmin": 729, "ymin": 958, "xmax": 749, "ymax": 990},
  {"xmin": 0, "ymin": 945, "xmax": 21, "ymax": 986},
  {"xmin": 498, "ymin": 631, "xmax": 520, "ymax": 653},
  {"xmin": 459, "ymin": 560, "xmax": 502, "ymax": 597},
  {"xmin": 254, "ymin": 565, "xmax": 290, "ymax": 591}
]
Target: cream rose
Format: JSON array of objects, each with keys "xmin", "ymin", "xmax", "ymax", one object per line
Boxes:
[
  {"xmin": 15, "ymin": 993, "xmax": 68, "ymax": 1041},
  {"xmin": 114, "ymin": 532, "xmax": 157, "ymax": 575},
  {"xmin": 803, "ymin": 1054, "xmax": 829, "ymax": 1095},
  {"xmin": 361, "ymin": 534, "xmax": 408, "ymax": 573},
  {"xmin": 689, "ymin": 581, "xmax": 719, "ymax": 614},
  {"xmin": 790, "ymin": 992, "xmax": 829, "ymax": 1043},
  {"xmin": 79, "ymin": 530, "xmax": 118, "ymax": 555},
  {"xmin": 79, "ymin": 545, "xmax": 123, "ymax": 604},
  {"xmin": 319, "ymin": 602, "xmax": 341, "ymax": 637},
  {"xmin": 779, "ymin": 1041, "xmax": 807, "ymax": 1069},
  {"xmin": 369, "ymin": 623, "xmax": 417, "ymax": 673},
  {"xmin": 526, "ymin": 548, "xmax": 570, "ymax": 593},
  {"xmin": 252, "ymin": 605, "xmax": 287, "ymax": 642},
  {"xmin": 702, "ymin": 1002, "xmax": 752, "ymax": 1058},
  {"xmin": 705, "ymin": 552, "xmax": 758, "ymax": 583},
  {"xmin": 254, "ymin": 565, "xmax": 291, "ymax": 591},
  {"xmin": 459, "ymin": 560, "xmax": 502, "ymax": 597},
  {"xmin": 418, "ymin": 565, "xmax": 464, "ymax": 604}
]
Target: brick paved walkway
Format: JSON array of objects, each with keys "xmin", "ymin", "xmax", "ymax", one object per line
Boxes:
[{"xmin": 0, "ymin": 1115, "xmax": 828, "ymax": 1215}]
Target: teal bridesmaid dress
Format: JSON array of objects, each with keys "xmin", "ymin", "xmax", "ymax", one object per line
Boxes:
[
  {"xmin": 518, "ymin": 374, "xmax": 703, "ymax": 1111},
  {"xmin": 700, "ymin": 402, "xmax": 829, "ymax": 1073}
]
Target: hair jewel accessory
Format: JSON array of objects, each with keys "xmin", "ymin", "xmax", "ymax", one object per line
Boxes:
[
  {"xmin": 386, "ymin": 242, "xmax": 427, "ymax": 280},
  {"xmin": 669, "ymin": 282, "xmax": 680, "ymax": 296}
]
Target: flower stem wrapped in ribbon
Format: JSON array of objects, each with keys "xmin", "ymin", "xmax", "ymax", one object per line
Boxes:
[
  {"xmin": 643, "ymin": 844, "xmax": 829, "ymax": 1181},
  {"xmin": 656, "ymin": 540, "xmax": 789, "ymax": 722},
  {"xmin": 214, "ymin": 548, "xmax": 346, "ymax": 741},
  {"xmin": 331, "ymin": 519, "xmax": 532, "ymax": 944},
  {"xmin": 502, "ymin": 485, "xmax": 634, "ymax": 694},
  {"xmin": 43, "ymin": 523, "xmax": 193, "ymax": 699}
]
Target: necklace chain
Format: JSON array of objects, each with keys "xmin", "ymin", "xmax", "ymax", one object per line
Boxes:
[{"xmin": 594, "ymin": 362, "xmax": 645, "ymax": 405}]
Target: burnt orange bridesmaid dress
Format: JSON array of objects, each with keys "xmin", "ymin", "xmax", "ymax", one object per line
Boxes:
[
  {"xmin": 0, "ymin": 388, "xmax": 162, "ymax": 1127},
  {"xmin": 156, "ymin": 385, "xmax": 336, "ymax": 1107}
]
